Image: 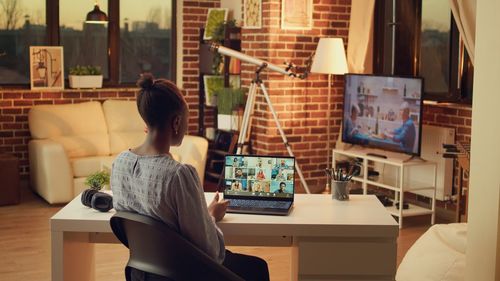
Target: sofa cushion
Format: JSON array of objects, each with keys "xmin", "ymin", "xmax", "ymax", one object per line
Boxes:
[
  {"xmin": 29, "ymin": 101, "xmax": 110, "ymax": 158},
  {"xmin": 102, "ymin": 100, "xmax": 146, "ymax": 154},
  {"xmin": 396, "ymin": 223, "xmax": 467, "ymax": 281},
  {"xmin": 51, "ymin": 134, "xmax": 110, "ymax": 158},
  {"xmin": 74, "ymin": 177, "xmax": 88, "ymax": 198},
  {"xmin": 71, "ymin": 155, "xmax": 116, "ymax": 178}
]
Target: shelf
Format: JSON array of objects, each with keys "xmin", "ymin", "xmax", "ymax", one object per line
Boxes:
[
  {"xmin": 333, "ymin": 147, "xmax": 437, "ymax": 229},
  {"xmin": 386, "ymin": 203, "xmax": 433, "ymax": 217},
  {"xmin": 367, "ymin": 178, "xmax": 435, "ymax": 192}
]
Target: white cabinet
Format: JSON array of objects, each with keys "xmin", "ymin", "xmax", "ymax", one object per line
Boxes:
[{"xmin": 333, "ymin": 147, "xmax": 437, "ymax": 229}]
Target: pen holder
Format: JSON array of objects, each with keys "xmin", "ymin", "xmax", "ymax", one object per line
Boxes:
[{"xmin": 331, "ymin": 180, "xmax": 349, "ymax": 201}]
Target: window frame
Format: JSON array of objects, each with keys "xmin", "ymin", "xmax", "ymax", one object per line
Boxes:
[
  {"xmin": 1, "ymin": 0, "xmax": 176, "ymax": 88},
  {"xmin": 373, "ymin": 0, "xmax": 473, "ymax": 105}
]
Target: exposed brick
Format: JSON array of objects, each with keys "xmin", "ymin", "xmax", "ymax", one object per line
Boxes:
[
  {"xmin": 2, "ymin": 108, "xmax": 22, "ymax": 115},
  {"xmin": 13, "ymin": 100, "xmax": 33, "ymax": 107},
  {"xmin": 82, "ymin": 92, "xmax": 99, "ymax": 98},
  {"xmin": 34, "ymin": 100, "xmax": 54, "ymax": 105},
  {"xmin": 42, "ymin": 92, "xmax": 62, "ymax": 99},
  {"xmin": 2, "ymin": 92, "xmax": 22, "ymax": 99},
  {"xmin": 63, "ymin": 92, "xmax": 81, "ymax": 99},
  {"xmin": 22, "ymin": 92, "xmax": 41, "ymax": 99},
  {"xmin": 0, "ymin": 100, "xmax": 12, "ymax": 107},
  {"xmin": 99, "ymin": 92, "xmax": 118, "ymax": 98}
]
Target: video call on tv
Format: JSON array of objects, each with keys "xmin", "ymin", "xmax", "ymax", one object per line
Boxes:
[{"xmin": 224, "ymin": 156, "xmax": 295, "ymax": 198}]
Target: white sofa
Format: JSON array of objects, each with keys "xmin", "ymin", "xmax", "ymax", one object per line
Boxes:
[
  {"xmin": 396, "ymin": 223, "xmax": 467, "ymax": 281},
  {"xmin": 28, "ymin": 100, "xmax": 208, "ymax": 204}
]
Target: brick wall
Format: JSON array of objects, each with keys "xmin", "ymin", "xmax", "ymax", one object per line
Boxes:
[
  {"xmin": 240, "ymin": 0, "xmax": 351, "ymax": 192},
  {"xmin": 182, "ymin": 0, "xmax": 220, "ymax": 133}
]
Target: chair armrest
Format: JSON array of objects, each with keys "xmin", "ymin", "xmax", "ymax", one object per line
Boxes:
[{"xmin": 29, "ymin": 139, "xmax": 74, "ymax": 204}]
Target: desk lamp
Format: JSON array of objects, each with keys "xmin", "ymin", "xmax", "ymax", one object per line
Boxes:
[{"xmin": 310, "ymin": 38, "xmax": 348, "ymax": 192}]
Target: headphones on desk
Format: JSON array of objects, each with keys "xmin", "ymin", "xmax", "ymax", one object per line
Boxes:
[{"xmin": 81, "ymin": 189, "xmax": 113, "ymax": 212}]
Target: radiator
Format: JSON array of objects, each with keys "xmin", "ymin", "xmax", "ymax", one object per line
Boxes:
[{"xmin": 418, "ymin": 125, "xmax": 456, "ymax": 201}]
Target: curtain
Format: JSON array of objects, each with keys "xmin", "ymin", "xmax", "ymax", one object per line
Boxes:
[
  {"xmin": 449, "ymin": 0, "xmax": 476, "ymax": 64},
  {"xmin": 346, "ymin": 0, "xmax": 375, "ymax": 74}
]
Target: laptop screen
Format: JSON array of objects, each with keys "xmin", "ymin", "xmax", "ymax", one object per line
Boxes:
[{"xmin": 223, "ymin": 155, "xmax": 295, "ymax": 199}]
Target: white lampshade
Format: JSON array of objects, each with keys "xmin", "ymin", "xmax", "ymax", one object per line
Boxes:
[{"xmin": 310, "ymin": 38, "xmax": 348, "ymax": 75}]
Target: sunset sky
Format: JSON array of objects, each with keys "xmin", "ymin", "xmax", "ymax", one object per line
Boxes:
[{"xmin": 6, "ymin": 0, "xmax": 173, "ymax": 30}]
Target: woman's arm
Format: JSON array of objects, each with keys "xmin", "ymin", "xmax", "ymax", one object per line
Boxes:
[{"xmin": 170, "ymin": 164, "xmax": 226, "ymax": 263}]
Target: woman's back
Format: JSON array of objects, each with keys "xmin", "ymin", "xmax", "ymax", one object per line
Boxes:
[{"xmin": 111, "ymin": 150, "xmax": 226, "ymax": 263}]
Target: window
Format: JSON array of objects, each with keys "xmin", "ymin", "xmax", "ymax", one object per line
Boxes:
[
  {"xmin": 0, "ymin": 0, "xmax": 46, "ymax": 84},
  {"xmin": 420, "ymin": 1, "xmax": 450, "ymax": 95},
  {"xmin": 374, "ymin": 0, "xmax": 473, "ymax": 104},
  {"xmin": 60, "ymin": 0, "xmax": 109, "ymax": 79},
  {"xmin": 120, "ymin": 0, "xmax": 174, "ymax": 83},
  {"xmin": 0, "ymin": 0, "xmax": 176, "ymax": 86}
]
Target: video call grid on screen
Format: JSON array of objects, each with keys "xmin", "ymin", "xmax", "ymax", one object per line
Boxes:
[{"xmin": 224, "ymin": 155, "xmax": 295, "ymax": 198}]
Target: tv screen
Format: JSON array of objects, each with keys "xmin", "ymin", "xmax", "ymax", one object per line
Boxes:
[{"xmin": 342, "ymin": 74, "xmax": 424, "ymax": 155}]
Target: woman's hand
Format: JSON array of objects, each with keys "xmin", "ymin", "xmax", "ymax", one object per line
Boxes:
[{"xmin": 208, "ymin": 191, "xmax": 230, "ymax": 222}]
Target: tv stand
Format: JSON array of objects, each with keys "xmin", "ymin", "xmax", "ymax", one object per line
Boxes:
[
  {"xmin": 366, "ymin": 152, "xmax": 387, "ymax": 159},
  {"xmin": 332, "ymin": 147, "xmax": 437, "ymax": 229},
  {"xmin": 404, "ymin": 155, "xmax": 427, "ymax": 162}
]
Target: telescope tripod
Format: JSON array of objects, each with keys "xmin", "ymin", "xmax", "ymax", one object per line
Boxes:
[{"xmin": 236, "ymin": 70, "xmax": 311, "ymax": 194}]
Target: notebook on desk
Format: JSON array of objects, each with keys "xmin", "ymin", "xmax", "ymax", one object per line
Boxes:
[{"xmin": 223, "ymin": 154, "xmax": 295, "ymax": 216}]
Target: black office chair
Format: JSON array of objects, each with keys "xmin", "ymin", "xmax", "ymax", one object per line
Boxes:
[{"xmin": 110, "ymin": 211, "xmax": 245, "ymax": 281}]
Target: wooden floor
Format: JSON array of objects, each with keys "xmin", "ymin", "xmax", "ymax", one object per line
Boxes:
[{"xmin": 0, "ymin": 182, "xmax": 437, "ymax": 281}]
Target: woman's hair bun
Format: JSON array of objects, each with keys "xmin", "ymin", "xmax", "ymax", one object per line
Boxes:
[{"xmin": 137, "ymin": 73, "xmax": 155, "ymax": 90}]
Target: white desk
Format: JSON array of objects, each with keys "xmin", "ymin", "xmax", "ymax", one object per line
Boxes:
[{"xmin": 51, "ymin": 193, "xmax": 398, "ymax": 281}]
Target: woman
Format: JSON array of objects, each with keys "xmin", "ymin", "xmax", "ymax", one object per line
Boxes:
[
  {"xmin": 256, "ymin": 169, "xmax": 266, "ymax": 180},
  {"xmin": 111, "ymin": 74, "xmax": 269, "ymax": 281},
  {"xmin": 253, "ymin": 182, "xmax": 262, "ymax": 192},
  {"xmin": 231, "ymin": 180, "xmax": 242, "ymax": 191}
]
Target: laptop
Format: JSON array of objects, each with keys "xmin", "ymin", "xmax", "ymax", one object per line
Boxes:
[{"xmin": 222, "ymin": 154, "xmax": 295, "ymax": 216}]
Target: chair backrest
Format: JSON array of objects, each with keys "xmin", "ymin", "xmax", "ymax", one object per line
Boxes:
[{"xmin": 110, "ymin": 211, "xmax": 244, "ymax": 281}]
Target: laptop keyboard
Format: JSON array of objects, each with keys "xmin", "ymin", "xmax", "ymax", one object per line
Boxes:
[{"xmin": 229, "ymin": 199, "xmax": 291, "ymax": 210}]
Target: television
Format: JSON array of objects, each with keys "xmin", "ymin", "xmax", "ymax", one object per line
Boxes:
[{"xmin": 342, "ymin": 74, "xmax": 424, "ymax": 156}]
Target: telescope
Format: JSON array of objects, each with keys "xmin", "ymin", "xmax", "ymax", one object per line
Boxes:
[
  {"xmin": 210, "ymin": 43, "xmax": 308, "ymax": 79},
  {"xmin": 208, "ymin": 42, "xmax": 312, "ymax": 194}
]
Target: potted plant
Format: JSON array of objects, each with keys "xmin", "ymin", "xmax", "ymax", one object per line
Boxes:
[
  {"xmin": 68, "ymin": 65, "xmax": 103, "ymax": 89},
  {"xmin": 215, "ymin": 87, "xmax": 245, "ymax": 131},
  {"xmin": 84, "ymin": 170, "xmax": 110, "ymax": 191}
]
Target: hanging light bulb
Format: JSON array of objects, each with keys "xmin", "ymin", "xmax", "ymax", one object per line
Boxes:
[{"xmin": 85, "ymin": 1, "xmax": 108, "ymax": 24}]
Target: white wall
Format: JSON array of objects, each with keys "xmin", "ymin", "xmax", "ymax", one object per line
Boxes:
[
  {"xmin": 221, "ymin": 0, "xmax": 242, "ymax": 23},
  {"xmin": 466, "ymin": 0, "xmax": 500, "ymax": 280}
]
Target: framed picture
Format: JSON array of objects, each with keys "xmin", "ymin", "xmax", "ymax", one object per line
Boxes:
[
  {"xmin": 229, "ymin": 75, "xmax": 241, "ymax": 89},
  {"xmin": 30, "ymin": 46, "xmax": 64, "ymax": 90},
  {"xmin": 244, "ymin": 0, "xmax": 262, "ymax": 29},
  {"xmin": 204, "ymin": 8, "xmax": 229, "ymax": 40},
  {"xmin": 203, "ymin": 75, "xmax": 224, "ymax": 106},
  {"xmin": 281, "ymin": 0, "xmax": 313, "ymax": 30}
]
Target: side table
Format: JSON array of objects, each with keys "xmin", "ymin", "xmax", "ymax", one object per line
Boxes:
[{"xmin": 0, "ymin": 153, "xmax": 20, "ymax": 205}]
